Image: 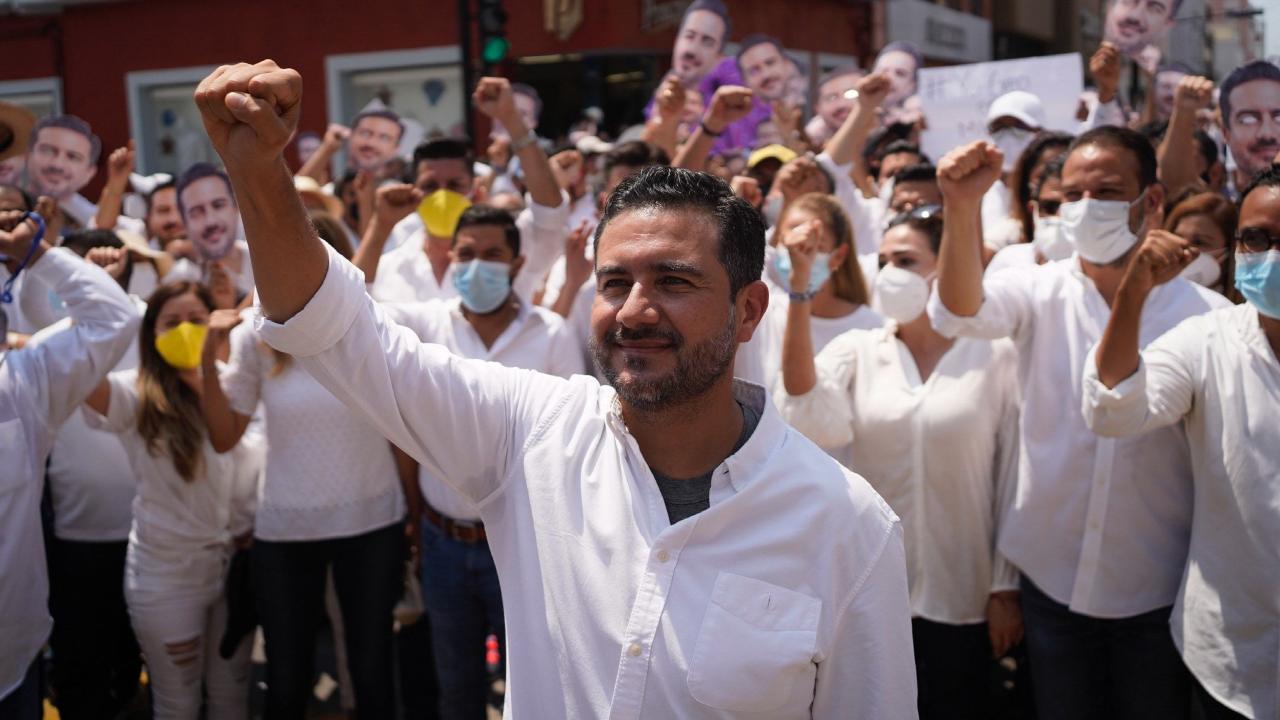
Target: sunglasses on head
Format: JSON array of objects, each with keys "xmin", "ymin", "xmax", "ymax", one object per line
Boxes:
[{"xmin": 887, "ymin": 204, "xmax": 943, "ymax": 229}]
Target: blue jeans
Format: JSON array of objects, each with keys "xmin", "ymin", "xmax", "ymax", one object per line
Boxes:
[
  {"xmin": 1020, "ymin": 576, "xmax": 1190, "ymax": 720},
  {"xmin": 419, "ymin": 518, "xmax": 504, "ymax": 720}
]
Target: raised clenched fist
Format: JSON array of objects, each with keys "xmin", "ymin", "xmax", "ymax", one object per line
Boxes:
[
  {"xmin": 374, "ymin": 183, "xmax": 424, "ymax": 228},
  {"xmin": 938, "ymin": 140, "xmax": 1004, "ymax": 207},
  {"xmin": 473, "ymin": 77, "xmax": 519, "ymax": 126},
  {"xmin": 1090, "ymin": 42, "xmax": 1122, "ymax": 104},
  {"xmin": 854, "ymin": 73, "xmax": 892, "ymax": 110},
  {"xmin": 1123, "ymin": 229, "xmax": 1197, "ymax": 297},
  {"xmin": 704, "ymin": 86, "xmax": 754, "ymax": 135},
  {"xmin": 1174, "ymin": 76, "xmax": 1214, "ymax": 113},
  {"xmin": 195, "ymin": 60, "xmax": 303, "ymax": 169}
]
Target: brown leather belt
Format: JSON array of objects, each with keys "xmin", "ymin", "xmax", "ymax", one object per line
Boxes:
[{"xmin": 423, "ymin": 503, "xmax": 487, "ymax": 544}]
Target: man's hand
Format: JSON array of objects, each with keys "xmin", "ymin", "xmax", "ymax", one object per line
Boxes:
[
  {"xmin": 195, "ymin": 60, "xmax": 303, "ymax": 170},
  {"xmin": 563, "ymin": 220, "xmax": 594, "ymax": 291},
  {"xmin": 854, "ymin": 72, "xmax": 892, "ymax": 111},
  {"xmin": 551, "ymin": 149, "xmax": 584, "ymax": 192},
  {"xmin": 782, "ymin": 218, "xmax": 823, "ymax": 292},
  {"xmin": 473, "ymin": 77, "xmax": 521, "ymax": 130},
  {"xmin": 207, "ymin": 261, "xmax": 238, "ymax": 310},
  {"xmin": 730, "ymin": 175, "xmax": 762, "ymax": 209},
  {"xmin": 986, "ymin": 592, "xmax": 1023, "ymax": 659},
  {"xmin": 938, "ymin": 141, "xmax": 1003, "ymax": 209},
  {"xmin": 1090, "ymin": 42, "xmax": 1122, "ymax": 104},
  {"xmin": 703, "ymin": 86, "xmax": 754, "ymax": 135},
  {"xmin": 34, "ymin": 196, "xmax": 63, "ymax": 241},
  {"xmin": 85, "ymin": 246, "xmax": 129, "ymax": 281},
  {"xmin": 202, "ymin": 308, "xmax": 244, "ymax": 365},
  {"xmin": 104, "ymin": 141, "xmax": 136, "ymax": 194},
  {"xmin": 774, "ymin": 156, "xmax": 824, "ymax": 204},
  {"xmin": 771, "ymin": 101, "xmax": 804, "ymax": 144},
  {"xmin": 322, "ymin": 122, "xmax": 350, "ymax": 149},
  {"xmin": 1120, "ymin": 229, "xmax": 1197, "ymax": 299},
  {"xmin": 655, "ymin": 74, "xmax": 686, "ymax": 122},
  {"xmin": 374, "ymin": 183, "xmax": 424, "ymax": 229},
  {"xmin": 0, "ymin": 210, "xmax": 48, "ymax": 272},
  {"xmin": 1174, "ymin": 75, "xmax": 1214, "ymax": 113}
]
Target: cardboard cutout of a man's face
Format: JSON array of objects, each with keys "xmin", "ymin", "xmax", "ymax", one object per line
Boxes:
[
  {"xmin": 181, "ymin": 175, "xmax": 240, "ymax": 261},
  {"xmin": 672, "ymin": 9, "xmax": 726, "ymax": 88},
  {"xmin": 1222, "ymin": 78, "xmax": 1280, "ymax": 181},
  {"xmin": 817, "ymin": 73, "xmax": 863, "ymax": 131},
  {"xmin": 1154, "ymin": 69, "xmax": 1186, "ymax": 120},
  {"xmin": 873, "ymin": 51, "xmax": 919, "ymax": 109},
  {"xmin": 739, "ymin": 42, "xmax": 795, "ymax": 104},
  {"xmin": 1104, "ymin": 0, "xmax": 1176, "ymax": 65},
  {"xmin": 27, "ymin": 127, "xmax": 96, "ymax": 201},
  {"xmin": 349, "ymin": 116, "xmax": 402, "ymax": 172}
]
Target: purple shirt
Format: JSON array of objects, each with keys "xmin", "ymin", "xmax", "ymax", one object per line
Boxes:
[{"xmin": 646, "ymin": 57, "xmax": 767, "ymax": 155}]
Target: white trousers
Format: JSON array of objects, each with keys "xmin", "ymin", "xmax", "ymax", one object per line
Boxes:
[{"xmin": 125, "ymin": 543, "xmax": 252, "ymax": 720}]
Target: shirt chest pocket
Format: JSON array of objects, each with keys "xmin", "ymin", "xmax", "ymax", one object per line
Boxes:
[{"xmin": 687, "ymin": 572, "xmax": 821, "ymax": 713}]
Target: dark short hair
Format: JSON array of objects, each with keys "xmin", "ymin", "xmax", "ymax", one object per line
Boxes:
[
  {"xmin": 1032, "ymin": 155, "xmax": 1065, "ymax": 199},
  {"xmin": 736, "ymin": 33, "xmax": 785, "ymax": 63},
  {"xmin": 174, "ymin": 162, "xmax": 235, "ymax": 217},
  {"xmin": 30, "ymin": 114, "xmax": 101, "ymax": 164},
  {"xmin": 511, "ymin": 83, "xmax": 543, "ymax": 119},
  {"xmin": 680, "ymin": 0, "xmax": 732, "ymax": 50},
  {"xmin": 60, "ymin": 228, "xmax": 121, "ymax": 256},
  {"xmin": 886, "ymin": 208, "xmax": 944, "ymax": 255},
  {"xmin": 880, "ymin": 140, "xmax": 925, "ymax": 163},
  {"xmin": 603, "ymin": 140, "xmax": 670, "ymax": 178},
  {"xmin": 351, "ymin": 108, "xmax": 405, "ymax": 142},
  {"xmin": 594, "ymin": 166, "xmax": 764, "ymax": 299},
  {"xmin": 875, "ymin": 41, "xmax": 923, "ymax": 76},
  {"xmin": 413, "ymin": 138, "xmax": 475, "ymax": 176},
  {"xmin": 1239, "ymin": 163, "xmax": 1280, "ymax": 207},
  {"xmin": 1136, "ymin": 119, "xmax": 1169, "ymax": 146},
  {"xmin": 1013, "ymin": 131, "xmax": 1072, "ymax": 241},
  {"xmin": 1193, "ymin": 128, "xmax": 1219, "ymax": 169},
  {"xmin": 1156, "ymin": 61, "xmax": 1194, "ymax": 77},
  {"xmin": 1067, "ymin": 126, "xmax": 1158, "ymax": 190},
  {"xmin": 145, "ymin": 179, "xmax": 177, "ymax": 215},
  {"xmin": 454, "ymin": 204, "xmax": 521, "ymax": 256},
  {"xmin": 893, "ymin": 162, "xmax": 937, "ymax": 185},
  {"xmin": 0, "ymin": 183, "xmax": 35, "ymax": 211},
  {"xmin": 1219, "ymin": 60, "xmax": 1280, "ymax": 130}
]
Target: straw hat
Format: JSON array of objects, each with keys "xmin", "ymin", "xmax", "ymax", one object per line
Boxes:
[
  {"xmin": 116, "ymin": 229, "xmax": 174, "ymax": 278},
  {"xmin": 0, "ymin": 102, "xmax": 35, "ymax": 164},
  {"xmin": 294, "ymin": 175, "xmax": 344, "ymax": 219}
]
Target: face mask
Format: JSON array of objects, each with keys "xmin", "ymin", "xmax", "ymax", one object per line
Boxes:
[
  {"xmin": 1235, "ymin": 249, "xmax": 1280, "ymax": 319},
  {"xmin": 452, "ymin": 259, "xmax": 512, "ymax": 314},
  {"xmin": 1180, "ymin": 251, "xmax": 1222, "ymax": 288},
  {"xmin": 1032, "ymin": 215, "xmax": 1073, "ymax": 261},
  {"xmin": 873, "ymin": 264, "xmax": 931, "ymax": 323},
  {"xmin": 1060, "ymin": 191, "xmax": 1146, "ymax": 265},
  {"xmin": 991, "ymin": 128, "xmax": 1034, "ymax": 172},
  {"xmin": 762, "ymin": 194, "xmax": 784, "ymax": 227},
  {"xmin": 773, "ymin": 251, "xmax": 832, "ymax": 296},
  {"xmin": 154, "ymin": 321, "xmax": 208, "ymax": 370},
  {"xmin": 418, "ymin": 189, "xmax": 473, "ymax": 238}
]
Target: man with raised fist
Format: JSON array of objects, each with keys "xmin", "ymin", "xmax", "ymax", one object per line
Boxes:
[{"xmin": 928, "ymin": 128, "xmax": 1229, "ymax": 720}]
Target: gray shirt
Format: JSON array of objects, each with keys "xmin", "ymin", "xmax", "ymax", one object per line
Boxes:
[{"xmin": 652, "ymin": 400, "xmax": 762, "ymax": 524}]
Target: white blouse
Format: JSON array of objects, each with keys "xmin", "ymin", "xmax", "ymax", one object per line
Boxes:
[
  {"xmin": 221, "ymin": 321, "xmax": 406, "ymax": 542},
  {"xmin": 776, "ymin": 326, "xmax": 1021, "ymax": 623},
  {"xmin": 1083, "ymin": 303, "xmax": 1280, "ymax": 720},
  {"xmin": 84, "ymin": 370, "xmax": 261, "ymax": 564}
]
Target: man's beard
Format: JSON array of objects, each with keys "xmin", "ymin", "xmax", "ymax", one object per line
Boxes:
[{"xmin": 590, "ymin": 308, "xmax": 738, "ymax": 414}]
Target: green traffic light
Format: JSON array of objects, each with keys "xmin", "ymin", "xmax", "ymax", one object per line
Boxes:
[{"xmin": 482, "ymin": 37, "xmax": 510, "ymax": 64}]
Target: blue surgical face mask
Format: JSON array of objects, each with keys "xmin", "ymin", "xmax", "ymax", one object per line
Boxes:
[
  {"xmin": 773, "ymin": 251, "xmax": 832, "ymax": 295},
  {"xmin": 1235, "ymin": 249, "xmax": 1280, "ymax": 319},
  {"xmin": 452, "ymin": 259, "xmax": 513, "ymax": 314}
]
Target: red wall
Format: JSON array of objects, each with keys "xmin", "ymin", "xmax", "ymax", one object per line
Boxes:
[{"xmin": 0, "ymin": 0, "xmax": 870, "ymax": 195}]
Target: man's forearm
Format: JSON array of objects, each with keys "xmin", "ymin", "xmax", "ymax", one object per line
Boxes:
[
  {"xmin": 937, "ymin": 200, "xmax": 985, "ymax": 317},
  {"xmin": 504, "ymin": 114, "xmax": 561, "ymax": 209},
  {"xmin": 227, "ymin": 158, "xmax": 327, "ymax": 321},
  {"xmin": 824, "ymin": 103, "xmax": 876, "ymax": 168},
  {"xmin": 780, "ymin": 300, "xmax": 818, "ymax": 396},
  {"xmin": 1157, "ymin": 105, "xmax": 1199, "ymax": 197},
  {"xmin": 1095, "ymin": 283, "xmax": 1147, "ymax": 388},
  {"xmin": 296, "ymin": 141, "xmax": 339, "ymax": 182},
  {"xmin": 95, "ymin": 185, "xmax": 124, "ymax": 232},
  {"xmin": 672, "ymin": 126, "xmax": 715, "ymax": 171},
  {"xmin": 351, "ymin": 216, "xmax": 395, "ymax": 283}
]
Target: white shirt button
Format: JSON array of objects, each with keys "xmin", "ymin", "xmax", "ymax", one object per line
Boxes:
[
  {"xmin": 627, "ymin": 643, "xmax": 642, "ymax": 657},
  {"xmin": 656, "ymin": 550, "xmax": 670, "ymax": 563}
]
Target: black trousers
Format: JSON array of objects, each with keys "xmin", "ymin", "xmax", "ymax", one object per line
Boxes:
[
  {"xmin": 912, "ymin": 617, "xmax": 993, "ymax": 720},
  {"xmin": 252, "ymin": 521, "xmax": 404, "ymax": 720},
  {"xmin": 46, "ymin": 537, "xmax": 140, "ymax": 720}
]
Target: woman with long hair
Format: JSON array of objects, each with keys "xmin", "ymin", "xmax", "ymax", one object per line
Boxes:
[
  {"xmin": 775, "ymin": 209, "xmax": 1022, "ymax": 719},
  {"xmin": 1164, "ymin": 190, "xmax": 1239, "ymax": 301},
  {"xmin": 737, "ymin": 191, "xmax": 882, "ymax": 391},
  {"xmin": 84, "ymin": 281, "xmax": 259, "ymax": 719},
  {"xmin": 201, "ymin": 218, "xmax": 409, "ymax": 719}
]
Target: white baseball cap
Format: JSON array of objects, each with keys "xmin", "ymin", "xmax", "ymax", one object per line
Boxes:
[{"xmin": 986, "ymin": 91, "xmax": 1046, "ymax": 129}]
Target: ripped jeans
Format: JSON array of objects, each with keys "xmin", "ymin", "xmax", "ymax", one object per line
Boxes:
[{"xmin": 125, "ymin": 542, "xmax": 252, "ymax": 720}]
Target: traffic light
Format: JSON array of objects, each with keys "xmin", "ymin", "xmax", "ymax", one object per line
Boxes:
[{"xmin": 478, "ymin": 0, "xmax": 509, "ymax": 67}]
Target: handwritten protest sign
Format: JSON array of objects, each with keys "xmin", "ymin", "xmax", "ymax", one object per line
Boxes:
[{"xmin": 917, "ymin": 53, "xmax": 1084, "ymax": 163}]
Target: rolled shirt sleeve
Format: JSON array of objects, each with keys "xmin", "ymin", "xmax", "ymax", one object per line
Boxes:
[
  {"xmin": 773, "ymin": 331, "xmax": 859, "ymax": 450},
  {"xmin": 514, "ymin": 190, "xmax": 571, "ymax": 303},
  {"xmin": 926, "ymin": 270, "xmax": 1034, "ymax": 341},
  {"xmin": 1081, "ymin": 320, "xmax": 1198, "ymax": 439}
]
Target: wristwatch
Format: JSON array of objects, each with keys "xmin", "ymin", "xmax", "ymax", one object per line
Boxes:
[
  {"xmin": 511, "ymin": 129, "xmax": 539, "ymax": 153},
  {"xmin": 788, "ymin": 288, "xmax": 819, "ymax": 303}
]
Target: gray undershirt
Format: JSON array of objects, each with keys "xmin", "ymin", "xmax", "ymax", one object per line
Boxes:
[{"xmin": 651, "ymin": 400, "xmax": 762, "ymax": 524}]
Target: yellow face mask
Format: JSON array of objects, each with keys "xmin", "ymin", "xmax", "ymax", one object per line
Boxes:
[
  {"xmin": 417, "ymin": 189, "xmax": 472, "ymax": 239},
  {"xmin": 154, "ymin": 321, "xmax": 208, "ymax": 370}
]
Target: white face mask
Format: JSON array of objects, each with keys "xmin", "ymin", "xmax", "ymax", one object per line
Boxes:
[
  {"xmin": 1032, "ymin": 215, "xmax": 1073, "ymax": 262},
  {"xmin": 1060, "ymin": 190, "xmax": 1147, "ymax": 265},
  {"xmin": 991, "ymin": 128, "xmax": 1034, "ymax": 173},
  {"xmin": 873, "ymin": 264, "xmax": 931, "ymax": 324},
  {"xmin": 1180, "ymin": 250, "xmax": 1222, "ymax": 288}
]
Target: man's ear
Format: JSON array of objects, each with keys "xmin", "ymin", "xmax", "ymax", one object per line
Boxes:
[
  {"xmin": 510, "ymin": 254, "xmax": 526, "ymax": 279},
  {"xmin": 734, "ymin": 280, "xmax": 771, "ymax": 344}
]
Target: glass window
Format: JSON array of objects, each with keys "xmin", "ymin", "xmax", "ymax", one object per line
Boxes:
[
  {"xmin": 127, "ymin": 66, "xmax": 220, "ymax": 177},
  {"xmin": 0, "ymin": 78, "xmax": 62, "ymax": 118}
]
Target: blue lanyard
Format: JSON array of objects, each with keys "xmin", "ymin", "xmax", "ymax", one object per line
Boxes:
[{"xmin": 1, "ymin": 212, "xmax": 47, "ymax": 304}]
